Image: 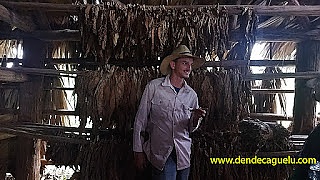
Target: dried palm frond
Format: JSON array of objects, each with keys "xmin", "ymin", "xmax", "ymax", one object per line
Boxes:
[
  {"xmin": 0, "ymin": 88, "xmax": 19, "ymax": 109},
  {"xmin": 0, "ymin": 40, "xmax": 21, "ymax": 58},
  {"xmin": 51, "ymin": 41, "xmax": 80, "ymax": 59},
  {"xmin": 251, "ymin": 42, "xmax": 296, "ymax": 115},
  {"xmin": 43, "ymin": 41, "xmax": 80, "ymax": 126},
  {"xmin": 253, "ymin": 67, "xmax": 287, "ymax": 114},
  {"xmin": 259, "ymin": 42, "xmax": 296, "ymax": 60}
]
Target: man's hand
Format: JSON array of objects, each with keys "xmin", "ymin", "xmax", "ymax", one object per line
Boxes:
[
  {"xmin": 191, "ymin": 108, "xmax": 207, "ymax": 124},
  {"xmin": 134, "ymin": 152, "xmax": 147, "ymax": 171}
]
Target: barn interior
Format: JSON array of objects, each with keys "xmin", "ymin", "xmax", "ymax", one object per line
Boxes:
[{"xmin": 0, "ymin": 0, "xmax": 320, "ymax": 179}]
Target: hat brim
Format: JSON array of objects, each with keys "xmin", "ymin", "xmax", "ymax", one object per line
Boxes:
[{"xmin": 160, "ymin": 54, "xmax": 205, "ymax": 75}]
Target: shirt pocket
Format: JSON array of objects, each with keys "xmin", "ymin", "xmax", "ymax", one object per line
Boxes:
[
  {"xmin": 151, "ymin": 96, "xmax": 170, "ymax": 113},
  {"xmin": 150, "ymin": 96, "xmax": 170, "ymax": 128}
]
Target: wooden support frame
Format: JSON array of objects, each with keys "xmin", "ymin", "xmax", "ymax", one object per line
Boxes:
[
  {"xmin": 1, "ymin": 2, "xmax": 320, "ymax": 41},
  {"xmin": 249, "ymin": 113, "xmax": 293, "ymax": 122},
  {"xmin": 0, "ymin": 126, "xmax": 88, "ymax": 144},
  {"xmin": 251, "ymin": 89, "xmax": 294, "ymax": 94},
  {"xmin": 0, "ymin": 69, "xmax": 28, "ymax": 82},
  {"xmin": 16, "ymin": 38, "xmax": 45, "ymax": 180},
  {"xmin": 0, "ymin": 28, "xmax": 314, "ymax": 42},
  {"xmin": 0, "ymin": 109, "xmax": 77, "ymax": 116},
  {"xmin": 0, "ymin": 1, "xmax": 81, "ymax": 14},
  {"xmin": 243, "ymin": 72, "xmax": 320, "ymax": 81},
  {"xmin": 0, "ymin": 67, "xmax": 79, "ymax": 77},
  {"xmin": 3, "ymin": 57, "xmax": 296, "ymax": 67},
  {"xmin": 42, "ymin": 110, "xmax": 77, "ymax": 116},
  {"xmin": 205, "ymin": 60, "xmax": 295, "ymax": 67},
  {"xmin": 0, "ymin": 4, "xmax": 36, "ymax": 32},
  {"xmin": 255, "ymin": 151, "xmax": 299, "ymax": 157},
  {"xmin": 2, "ymin": 1, "xmax": 320, "ymax": 16}
]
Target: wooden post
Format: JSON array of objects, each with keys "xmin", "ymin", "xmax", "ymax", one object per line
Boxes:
[
  {"xmin": 293, "ymin": 41, "xmax": 320, "ymax": 134},
  {"xmin": 15, "ymin": 38, "xmax": 45, "ymax": 180}
]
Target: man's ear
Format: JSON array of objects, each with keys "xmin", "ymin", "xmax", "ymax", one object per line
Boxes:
[{"xmin": 169, "ymin": 61, "xmax": 175, "ymax": 70}]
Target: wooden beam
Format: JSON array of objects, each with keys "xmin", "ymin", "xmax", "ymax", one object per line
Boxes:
[
  {"xmin": 1, "ymin": 1, "xmax": 320, "ymax": 16},
  {"xmin": 256, "ymin": 151, "xmax": 299, "ymax": 157},
  {"xmin": 0, "ymin": 27, "xmax": 317, "ymax": 43},
  {"xmin": 43, "ymin": 87, "xmax": 74, "ymax": 90},
  {"xmin": 8, "ymin": 58, "xmax": 294, "ymax": 67},
  {"xmin": 249, "ymin": 113, "xmax": 293, "ymax": 121},
  {"xmin": 0, "ymin": 29, "xmax": 80, "ymax": 41},
  {"xmin": 293, "ymin": 41, "xmax": 320, "ymax": 134},
  {"xmin": 5, "ymin": 58, "xmax": 296, "ymax": 67},
  {"xmin": 205, "ymin": 60, "xmax": 295, "ymax": 67},
  {"xmin": 0, "ymin": 69, "xmax": 28, "ymax": 82},
  {"xmin": 231, "ymin": 29, "xmax": 314, "ymax": 42},
  {"xmin": 0, "ymin": 67, "xmax": 79, "ymax": 77},
  {"xmin": 175, "ymin": 5, "xmax": 320, "ymax": 16},
  {"xmin": 247, "ymin": 5, "xmax": 320, "ymax": 16},
  {"xmin": 243, "ymin": 72, "xmax": 320, "ymax": 81},
  {"xmin": 0, "ymin": 4, "xmax": 36, "ymax": 32},
  {"xmin": 251, "ymin": 89, "xmax": 294, "ymax": 94},
  {"xmin": 0, "ymin": 126, "xmax": 88, "ymax": 144},
  {"xmin": 290, "ymin": 134, "xmax": 308, "ymax": 140},
  {"xmin": 290, "ymin": 0, "xmax": 311, "ymax": 29},
  {"xmin": 5, "ymin": 57, "xmax": 96, "ymax": 64},
  {"xmin": 0, "ymin": 83, "xmax": 19, "ymax": 89},
  {"xmin": 0, "ymin": 114, "xmax": 18, "ymax": 123},
  {"xmin": 31, "ymin": 29, "xmax": 80, "ymax": 41},
  {"xmin": 42, "ymin": 110, "xmax": 77, "ymax": 116},
  {"xmin": 0, "ymin": 1, "xmax": 81, "ymax": 14},
  {"xmin": 0, "ymin": 28, "xmax": 310, "ymax": 42},
  {"xmin": 19, "ymin": 123, "xmax": 93, "ymax": 134},
  {"xmin": 0, "ymin": 133, "xmax": 15, "ymax": 140},
  {"xmin": 16, "ymin": 38, "xmax": 45, "ymax": 180},
  {"xmin": 0, "ymin": 108, "xmax": 19, "ymax": 114}
]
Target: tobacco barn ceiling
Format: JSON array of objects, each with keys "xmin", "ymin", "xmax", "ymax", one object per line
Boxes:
[{"xmin": 0, "ymin": 0, "xmax": 320, "ymax": 59}]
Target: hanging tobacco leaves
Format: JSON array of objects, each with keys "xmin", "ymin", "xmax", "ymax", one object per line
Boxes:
[{"xmin": 80, "ymin": 4, "xmax": 229, "ymax": 64}]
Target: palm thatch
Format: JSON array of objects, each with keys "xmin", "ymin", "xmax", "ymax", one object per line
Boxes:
[
  {"xmin": 252, "ymin": 67, "xmax": 287, "ymax": 113},
  {"xmin": 0, "ymin": 40, "xmax": 21, "ymax": 59}
]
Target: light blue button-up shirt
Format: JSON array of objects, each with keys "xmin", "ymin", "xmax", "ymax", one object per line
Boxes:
[{"xmin": 133, "ymin": 75, "xmax": 200, "ymax": 171}]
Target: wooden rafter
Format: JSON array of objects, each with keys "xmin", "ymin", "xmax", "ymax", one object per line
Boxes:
[
  {"xmin": 205, "ymin": 60, "xmax": 295, "ymax": 67},
  {"xmin": 2, "ymin": 1, "xmax": 320, "ymax": 16},
  {"xmin": 231, "ymin": 28, "xmax": 319, "ymax": 42},
  {"xmin": 0, "ymin": 4, "xmax": 36, "ymax": 32},
  {"xmin": 0, "ymin": 69, "xmax": 28, "ymax": 82},
  {"xmin": 251, "ymin": 89, "xmax": 294, "ymax": 94},
  {"xmin": 249, "ymin": 113, "xmax": 293, "ymax": 121},
  {"xmin": 290, "ymin": 0, "xmax": 310, "ymax": 29},
  {"xmin": 0, "ymin": 29, "xmax": 80, "ymax": 41},
  {"xmin": 0, "ymin": 1, "xmax": 80, "ymax": 14},
  {"xmin": 3, "ymin": 57, "xmax": 296, "ymax": 67},
  {"xmin": 1, "ymin": 28, "xmax": 316, "ymax": 42},
  {"xmin": 244, "ymin": 72, "xmax": 320, "ymax": 81},
  {"xmin": 0, "ymin": 67, "xmax": 79, "ymax": 77}
]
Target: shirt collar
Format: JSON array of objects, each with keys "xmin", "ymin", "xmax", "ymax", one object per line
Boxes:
[{"xmin": 161, "ymin": 75, "xmax": 191, "ymax": 93}]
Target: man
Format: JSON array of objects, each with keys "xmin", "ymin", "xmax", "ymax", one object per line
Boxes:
[
  {"xmin": 291, "ymin": 124, "xmax": 320, "ymax": 179},
  {"xmin": 133, "ymin": 45, "xmax": 206, "ymax": 180}
]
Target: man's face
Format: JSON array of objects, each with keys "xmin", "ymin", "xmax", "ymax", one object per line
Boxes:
[{"xmin": 170, "ymin": 57, "xmax": 194, "ymax": 78}]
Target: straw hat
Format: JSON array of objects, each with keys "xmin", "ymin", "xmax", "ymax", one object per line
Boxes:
[{"xmin": 160, "ymin": 45, "xmax": 205, "ymax": 75}]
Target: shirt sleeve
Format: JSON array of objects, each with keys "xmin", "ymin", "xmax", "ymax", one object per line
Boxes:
[
  {"xmin": 133, "ymin": 82, "xmax": 154, "ymax": 152},
  {"xmin": 189, "ymin": 94, "xmax": 201, "ymax": 133}
]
